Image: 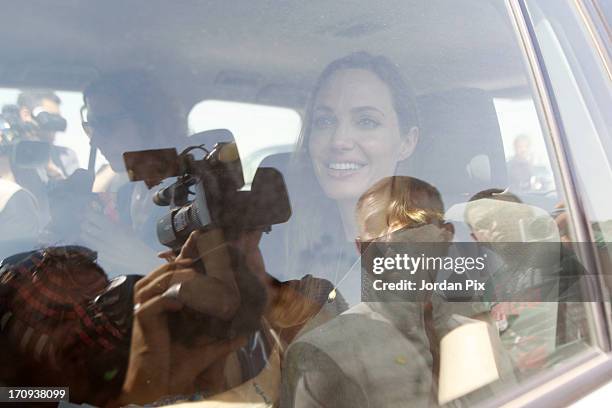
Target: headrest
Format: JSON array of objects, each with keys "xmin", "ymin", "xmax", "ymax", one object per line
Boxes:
[
  {"xmin": 405, "ymin": 88, "xmax": 507, "ymax": 203},
  {"xmin": 185, "ymin": 128, "xmax": 235, "ymax": 152}
]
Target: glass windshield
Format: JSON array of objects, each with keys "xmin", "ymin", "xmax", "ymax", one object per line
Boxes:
[{"xmin": 0, "ymin": 1, "xmax": 606, "ymax": 407}]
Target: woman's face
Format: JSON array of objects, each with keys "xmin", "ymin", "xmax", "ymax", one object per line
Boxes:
[
  {"xmin": 308, "ymin": 69, "xmax": 417, "ymax": 202},
  {"xmin": 85, "ymin": 93, "xmax": 144, "ymax": 172}
]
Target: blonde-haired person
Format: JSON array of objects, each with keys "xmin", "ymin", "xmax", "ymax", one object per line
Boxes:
[
  {"xmin": 355, "ymin": 175, "xmax": 451, "ymax": 242},
  {"xmin": 281, "ymin": 176, "xmax": 447, "ymax": 407},
  {"xmin": 281, "ymin": 176, "xmax": 517, "ymax": 407}
]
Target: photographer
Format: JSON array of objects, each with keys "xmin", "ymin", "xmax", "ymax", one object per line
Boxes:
[
  {"xmin": 16, "ymin": 90, "xmax": 78, "ymax": 179},
  {"xmin": 1, "ymin": 92, "xmax": 74, "ymax": 237},
  {"xmin": 0, "ymin": 246, "xmax": 127, "ymax": 407},
  {"xmin": 67, "ymin": 71, "xmax": 189, "ymax": 277},
  {"xmin": 76, "ymin": 71, "xmax": 343, "ymax": 404},
  {"xmin": 113, "ymin": 229, "xmax": 248, "ymax": 406},
  {"xmin": 0, "ymin": 120, "xmax": 42, "ymax": 258},
  {"xmin": 112, "ymin": 222, "xmax": 342, "ymax": 407},
  {"xmin": 0, "ymin": 228, "xmax": 269, "ymax": 408}
]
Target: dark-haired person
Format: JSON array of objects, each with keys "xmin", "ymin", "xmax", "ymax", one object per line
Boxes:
[
  {"xmin": 17, "ymin": 90, "xmax": 79, "ymax": 178},
  {"xmin": 72, "ymin": 71, "xmax": 190, "ymax": 277},
  {"xmin": 0, "ymin": 246, "xmax": 126, "ymax": 406},
  {"xmin": 280, "ymin": 51, "xmax": 420, "ymax": 308},
  {"xmin": 257, "ymin": 52, "xmax": 425, "ymax": 407},
  {"xmin": 270, "ymin": 52, "xmax": 518, "ymax": 407},
  {"xmin": 82, "ymin": 72, "xmax": 188, "ymax": 174},
  {"xmin": 463, "ymin": 189, "xmax": 586, "ymax": 375},
  {"xmin": 78, "ymin": 72, "xmax": 318, "ymax": 406},
  {"xmin": 0, "ymin": 128, "xmax": 42, "ymax": 258},
  {"xmin": 0, "ymin": 91, "xmax": 77, "ymax": 235},
  {"xmin": 0, "ymin": 237, "xmax": 264, "ymax": 408}
]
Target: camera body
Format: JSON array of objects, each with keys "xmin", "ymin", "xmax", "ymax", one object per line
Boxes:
[
  {"xmin": 0, "ymin": 105, "xmax": 27, "ymax": 141},
  {"xmin": 123, "ymin": 130, "xmax": 292, "ymax": 339},
  {"xmin": 1, "ymin": 105, "xmax": 53, "ymax": 169},
  {"xmin": 123, "ymin": 132, "xmax": 292, "ymax": 251},
  {"xmin": 1, "ymin": 103, "xmax": 66, "ymax": 141}
]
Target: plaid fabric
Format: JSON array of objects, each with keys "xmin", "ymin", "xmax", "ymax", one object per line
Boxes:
[{"xmin": 0, "ymin": 246, "xmax": 132, "ymax": 370}]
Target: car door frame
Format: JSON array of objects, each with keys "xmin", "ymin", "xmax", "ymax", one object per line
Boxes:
[{"xmin": 478, "ymin": 0, "xmax": 612, "ymax": 406}]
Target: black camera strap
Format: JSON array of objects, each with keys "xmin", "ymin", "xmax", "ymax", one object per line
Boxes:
[{"xmin": 87, "ymin": 144, "xmax": 97, "ymax": 187}]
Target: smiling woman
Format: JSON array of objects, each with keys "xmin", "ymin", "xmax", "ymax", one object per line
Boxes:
[
  {"xmin": 0, "ymin": 0, "xmax": 610, "ymax": 406},
  {"xmin": 282, "ymin": 52, "xmax": 420, "ymax": 304},
  {"xmin": 308, "ymin": 68, "xmax": 417, "ymax": 202}
]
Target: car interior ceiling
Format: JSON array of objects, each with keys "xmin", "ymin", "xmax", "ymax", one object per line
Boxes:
[
  {"xmin": 0, "ymin": 0, "xmax": 555, "ymax": 218},
  {"xmin": 2, "ymin": 0, "xmax": 524, "ymax": 99},
  {"xmin": 0, "ymin": 2, "xmax": 602, "ymax": 405}
]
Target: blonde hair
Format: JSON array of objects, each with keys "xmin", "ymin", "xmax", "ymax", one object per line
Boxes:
[{"xmin": 356, "ymin": 176, "xmax": 445, "ymax": 241}]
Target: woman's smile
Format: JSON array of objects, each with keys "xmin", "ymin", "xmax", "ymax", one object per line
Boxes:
[{"xmin": 323, "ymin": 158, "xmax": 369, "ymax": 178}]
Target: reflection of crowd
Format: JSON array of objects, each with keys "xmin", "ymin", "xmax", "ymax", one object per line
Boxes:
[
  {"xmin": 0, "ymin": 52, "xmax": 589, "ymax": 407},
  {"xmin": 0, "ymin": 91, "xmax": 78, "ymax": 257},
  {"xmin": 507, "ymin": 134, "xmax": 554, "ymax": 193}
]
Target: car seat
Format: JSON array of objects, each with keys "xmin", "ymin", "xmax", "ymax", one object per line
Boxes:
[{"xmin": 404, "ymin": 88, "xmax": 508, "ymax": 208}]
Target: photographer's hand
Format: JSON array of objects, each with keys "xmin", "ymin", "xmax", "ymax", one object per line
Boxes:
[
  {"xmin": 136, "ymin": 253, "xmax": 241, "ymax": 319},
  {"xmin": 117, "ymin": 260, "xmax": 245, "ymax": 406},
  {"xmin": 156, "ymin": 229, "xmax": 205, "ymax": 262},
  {"xmin": 162, "ymin": 229, "xmax": 275, "ymax": 311}
]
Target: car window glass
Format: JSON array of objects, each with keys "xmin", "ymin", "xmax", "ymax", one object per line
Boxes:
[
  {"xmin": 524, "ymin": 0, "xmax": 612, "ymax": 345},
  {"xmin": 495, "ymin": 97, "xmax": 557, "ymax": 194},
  {"xmin": 0, "ymin": 1, "xmax": 608, "ymax": 407},
  {"xmin": 188, "ymin": 99, "xmax": 301, "ymax": 184}
]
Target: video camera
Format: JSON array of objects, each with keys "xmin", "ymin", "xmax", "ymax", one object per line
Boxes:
[
  {"xmin": 122, "ymin": 129, "xmax": 292, "ymax": 340},
  {"xmin": 123, "ymin": 129, "xmax": 292, "ymax": 251},
  {"xmin": 0, "ymin": 105, "xmax": 52, "ymax": 169},
  {"xmin": 1, "ymin": 103, "xmax": 66, "ymax": 138}
]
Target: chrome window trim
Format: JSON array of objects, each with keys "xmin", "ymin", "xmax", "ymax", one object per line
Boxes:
[
  {"xmin": 578, "ymin": 0, "xmax": 612, "ymax": 75},
  {"xmin": 473, "ymin": 0, "xmax": 612, "ymax": 405},
  {"xmin": 509, "ymin": 0, "xmax": 610, "ymax": 350},
  {"xmin": 477, "ymin": 350, "xmax": 612, "ymax": 408}
]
